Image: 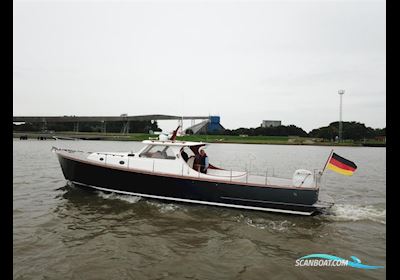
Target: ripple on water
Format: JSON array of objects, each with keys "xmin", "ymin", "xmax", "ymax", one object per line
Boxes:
[
  {"xmin": 95, "ymin": 191, "xmax": 186, "ymax": 214},
  {"xmin": 96, "ymin": 191, "xmax": 142, "ymax": 204},
  {"xmin": 322, "ymin": 204, "xmax": 386, "ymax": 224},
  {"xmin": 147, "ymin": 202, "xmax": 183, "ymax": 213},
  {"xmin": 231, "ymin": 214, "xmax": 295, "ymax": 232}
]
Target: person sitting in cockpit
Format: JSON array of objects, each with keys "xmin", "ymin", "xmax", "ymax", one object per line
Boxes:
[{"xmin": 194, "ymin": 147, "xmax": 209, "ymax": 173}]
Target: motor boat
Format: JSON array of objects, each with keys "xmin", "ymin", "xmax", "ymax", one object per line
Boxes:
[{"xmin": 53, "ymin": 131, "xmax": 334, "ymax": 215}]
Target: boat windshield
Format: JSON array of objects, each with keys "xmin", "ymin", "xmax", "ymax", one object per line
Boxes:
[{"xmin": 139, "ymin": 145, "xmax": 176, "ymax": 160}]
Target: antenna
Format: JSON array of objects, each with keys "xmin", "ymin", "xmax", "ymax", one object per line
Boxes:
[
  {"xmin": 181, "ymin": 115, "xmax": 184, "ymax": 135},
  {"xmin": 338, "ymin": 90, "xmax": 345, "ymax": 142}
]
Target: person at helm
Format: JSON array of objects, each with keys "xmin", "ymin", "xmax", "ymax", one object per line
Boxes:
[{"xmin": 194, "ymin": 147, "xmax": 209, "ymax": 173}]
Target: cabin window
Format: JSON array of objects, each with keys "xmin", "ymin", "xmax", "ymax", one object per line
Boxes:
[
  {"xmin": 139, "ymin": 145, "xmax": 176, "ymax": 160},
  {"xmin": 181, "ymin": 147, "xmax": 194, "ymax": 157}
]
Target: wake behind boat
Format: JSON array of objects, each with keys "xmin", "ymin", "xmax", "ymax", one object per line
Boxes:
[{"xmin": 53, "ymin": 130, "xmax": 335, "ymax": 215}]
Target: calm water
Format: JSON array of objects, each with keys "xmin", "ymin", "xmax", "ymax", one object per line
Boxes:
[{"xmin": 13, "ymin": 140, "xmax": 386, "ymax": 280}]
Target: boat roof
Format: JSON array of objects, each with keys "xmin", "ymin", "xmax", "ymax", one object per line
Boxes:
[{"xmin": 142, "ymin": 140, "xmax": 207, "ymax": 147}]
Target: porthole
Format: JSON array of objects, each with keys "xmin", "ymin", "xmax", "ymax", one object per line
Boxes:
[
  {"xmin": 99, "ymin": 157, "xmax": 104, "ymax": 161},
  {"xmin": 119, "ymin": 161, "xmax": 125, "ymax": 165}
]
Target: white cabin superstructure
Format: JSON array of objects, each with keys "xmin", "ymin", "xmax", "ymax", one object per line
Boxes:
[
  {"xmin": 84, "ymin": 140, "xmax": 319, "ymax": 189},
  {"xmin": 87, "ymin": 140, "xmax": 247, "ymax": 179}
]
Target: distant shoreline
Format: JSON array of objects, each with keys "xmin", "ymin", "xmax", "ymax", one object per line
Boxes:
[{"xmin": 13, "ymin": 132, "xmax": 386, "ymax": 147}]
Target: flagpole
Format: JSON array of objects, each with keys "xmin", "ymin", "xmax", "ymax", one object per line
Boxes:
[{"xmin": 321, "ymin": 149, "xmax": 334, "ymax": 174}]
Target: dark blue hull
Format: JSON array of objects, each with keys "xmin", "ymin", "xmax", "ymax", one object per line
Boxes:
[{"xmin": 57, "ymin": 153, "xmax": 324, "ymax": 215}]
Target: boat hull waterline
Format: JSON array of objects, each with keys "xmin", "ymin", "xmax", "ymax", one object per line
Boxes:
[{"xmin": 57, "ymin": 152, "xmax": 330, "ymax": 215}]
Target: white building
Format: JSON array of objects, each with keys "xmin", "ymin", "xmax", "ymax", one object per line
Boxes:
[{"xmin": 261, "ymin": 120, "xmax": 282, "ymax": 128}]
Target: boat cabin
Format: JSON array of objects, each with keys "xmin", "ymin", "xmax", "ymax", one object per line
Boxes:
[
  {"xmin": 86, "ymin": 140, "xmax": 229, "ymax": 177},
  {"xmin": 85, "ymin": 140, "xmax": 317, "ymax": 188}
]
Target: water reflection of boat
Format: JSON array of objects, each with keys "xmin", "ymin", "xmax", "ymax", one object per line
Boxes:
[{"xmin": 53, "ymin": 134, "xmax": 333, "ymax": 216}]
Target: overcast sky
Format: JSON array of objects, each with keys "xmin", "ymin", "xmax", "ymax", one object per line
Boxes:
[{"xmin": 13, "ymin": 0, "xmax": 386, "ymax": 133}]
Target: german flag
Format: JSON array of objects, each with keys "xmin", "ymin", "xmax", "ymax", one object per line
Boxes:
[{"xmin": 327, "ymin": 152, "xmax": 357, "ymax": 176}]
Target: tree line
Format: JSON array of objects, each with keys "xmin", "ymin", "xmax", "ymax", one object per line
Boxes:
[
  {"xmin": 220, "ymin": 121, "xmax": 385, "ymax": 141},
  {"xmin": 13, "ymin": 120, "xmax": 385, "ymax": 141},
  {"xmin": 308, "ymin": 121, "xmax": 385, "ymax": 141},
  {"xmin": 222, "ymin": 125, "xmax": 308, "ymax": 137}
]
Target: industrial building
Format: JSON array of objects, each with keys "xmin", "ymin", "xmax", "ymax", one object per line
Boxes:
[
  {"xmin": 184, "ymin": 116, "xmax": 225, "ymax": 134},
  {"xmin": 261, "ymin": 120, "xmax": 282, "ymax": 128}
]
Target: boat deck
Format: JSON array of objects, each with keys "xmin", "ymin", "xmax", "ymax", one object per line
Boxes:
[
  {"xmin": 53, "ymin": 148, "xmax": 320, "ymax": 190},
  {"xmin": 206, "ymin": 169, "xmax": 295, "ymax": 188}
]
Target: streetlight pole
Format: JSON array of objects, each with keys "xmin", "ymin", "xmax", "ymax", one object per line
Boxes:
[{"xmin": 338, "ymin": 90, "xmax": 345, "ymax": 142}]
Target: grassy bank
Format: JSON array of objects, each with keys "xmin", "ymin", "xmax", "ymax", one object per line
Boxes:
[{"xmin": 13, "ymin": 131, "xmax": 386, "ymax": 147}]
